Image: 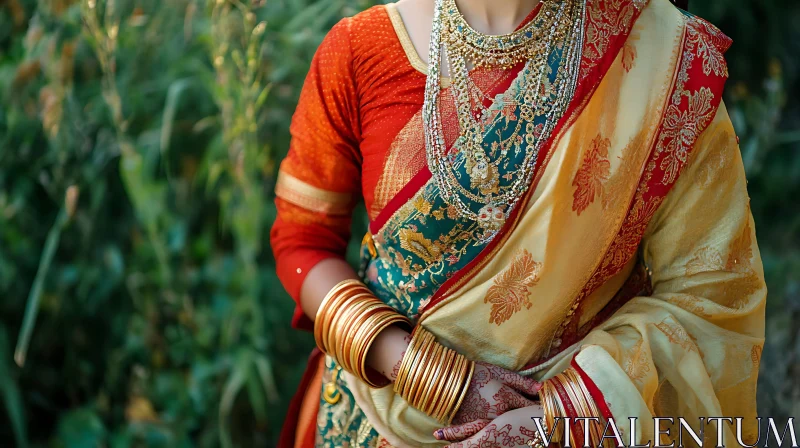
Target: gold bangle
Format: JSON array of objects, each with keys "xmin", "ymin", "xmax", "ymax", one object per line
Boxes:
[
  {"xmin": 446, "ymin": 357, "xmax": 475, "ymax": 424},
  {"xmin": 413, "ymin": 342, "xmax": 442, "ymax": 409},
  {"xmin": 396, "ymin": 327, "xmax": 430, "ymax": 399},
  {"xmin": 393, "ymin": 326, "xmax": 423, "ymax": 398},
  {"xmin": 353, "ymin": 309, "xmax": 392, "ymax": 379},
  {"xmin": 567, "ymin": 369, "xmax": 604, "ymax": 447},
  {"xmin": 320, "ymin": 290, "xmax": 368, "ymax": 355},
  {"xmin": 330, "ymin": 296, "xmax": 369, "ymax": 366},
  {"xmin": 328, "ymin": 293, "xmax": 373, "ymax": 369},
  {"xmin": 433, "ymin": 352, "xmax": 465, "ymax": 422},
  {"xmin": 421, "ymin": 346, "xmax": 453, "ymax": 416},
  {"xmin": 428, "ymin": 351, "xmax": 457, "ymax": 421},
  {"xmin": 314, "ymin": 280, "xmax": 358, "ymax": 351},
  {"xmin": 343, "ymin": 301, "xmax": 384, "ymax": 372},
  {"xmin": 358, "ymin": 312, "xmax": 410, "ymax": 387},
  {"xmin": 555, "ymin": 373, "xmax": 588, "ymax": 448},
  {"xmin": 446, "ymin": 356, "xmax": 471, "ymax": 422},
  {"xmin": 406, "ymin": 331, "xmax": 436, "ymax": 405},
  {"xmin": 315, "ymin": 280, "xmax": 415, "ymax": 388},
  {"xmin": 540, "ymin": 380, "xmax": 564, "ymax": 444}
]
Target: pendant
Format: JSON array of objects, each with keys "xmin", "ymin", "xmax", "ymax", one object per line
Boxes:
[
  {"xmin": 466, "ymin": 149, "xmax": 500, "ymax": 196},
  {"xmin": 476, "ymin": 202, "xmax": 506, "ymax": 231}
]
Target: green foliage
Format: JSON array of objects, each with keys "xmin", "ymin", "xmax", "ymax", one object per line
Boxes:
[{"xmin": 0, "ymin": 0, "xmax": 797, "ymax": 446}]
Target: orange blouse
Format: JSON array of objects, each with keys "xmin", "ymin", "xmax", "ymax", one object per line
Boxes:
[
  {"xmin": 271, "ymin": 5, "xmax": 540, "ymax": 329},
  {"xmin": 270, "ymin": 6, "xmax": 427, "ymax": 328}
]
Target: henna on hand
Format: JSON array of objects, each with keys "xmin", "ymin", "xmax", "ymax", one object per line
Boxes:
[
  {"xmin": 437, "ymin": 405, "xmax": 546, "ymax": 447},
  {"xmin": 450, "ymin": 362, "xmax": 540, "ymax": 425}
]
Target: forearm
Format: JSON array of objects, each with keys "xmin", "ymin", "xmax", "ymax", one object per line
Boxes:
[{"xmin": 300, "ymin": 257, "xmax": 410, "ymax": 381}]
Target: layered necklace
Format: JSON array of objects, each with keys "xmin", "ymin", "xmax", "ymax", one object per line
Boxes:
[{"xmin": 423, "ymin": 0, "xmax": 586, "ymax": 238}]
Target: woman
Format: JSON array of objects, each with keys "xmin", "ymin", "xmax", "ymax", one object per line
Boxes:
[{"xmin": 271, "ymin": 0, "xmax": 766, "ymax": 445}]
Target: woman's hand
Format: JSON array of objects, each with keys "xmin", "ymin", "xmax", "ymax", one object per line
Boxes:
[
  {"xmin": 448, "ymin": 362, "xmax": 541, "ymax": 426},
  {"xmin": 435, "ymin": 404, "xmax": 547, "ymax": 446}
]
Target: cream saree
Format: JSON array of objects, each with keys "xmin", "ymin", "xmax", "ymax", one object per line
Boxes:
[{"xmin": 341, "ymin": 0, "xmax": 766, "ymax": 446}]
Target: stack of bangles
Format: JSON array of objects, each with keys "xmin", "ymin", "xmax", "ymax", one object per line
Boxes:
[
  {"xmin": 393, "ymin": 326, "xmax": 474, "ymax": 424},
  {"xmin": 313, "ymin": 279, "xmax": 475, "ymax": 424},
  {"xmin": 540, "ymin": 368, "xmax": 609, "ymax": 448},
  {"xmin": 314, "ymin": 279, "xmax": 412, "ymax": 388}
]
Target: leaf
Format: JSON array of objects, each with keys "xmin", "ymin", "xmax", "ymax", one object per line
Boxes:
[
  {"xmin": 159, "ymin": 78, "xmax": 194, "ymax": 169},
  {"xmin": 219, "ymin": 353, "xmax": 249, "ymax": 448},
  {"xmin": 0, "ymin": 326, "xmax": 27, "ymax": 448},
  {"xmin": 14, "ymin": 207, "xmax": 68, "ymax": 367}
]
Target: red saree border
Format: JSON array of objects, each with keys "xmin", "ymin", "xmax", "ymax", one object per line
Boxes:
[
  {"xmin": 370, "ymin": 167, "xmax": 432, "ymax": 234},
  {"xmin": 552, "ymin": 12, "xmax": 732, "ymax": 355},
  {"xmin": 552, "ymin": 372, "xmax": 587, "ymax": 446},
  {"xmin": 421, "ymin": 0, "xmax": 649, "ymax": 317},
  {"xmin": 368, "ymin": 62, "xmax": 526, "ymax": 234},
  {"xmin": 368, "ymin": 3, "xmax": 544, "ymax": 234},
  {"xmin": 572, "ymin": 358, "xmax": 614, "ymax": 421}
]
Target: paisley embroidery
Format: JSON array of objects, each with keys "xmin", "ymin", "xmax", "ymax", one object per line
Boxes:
[
  {"xmin": 572, "ymin": 134, "xmax": 611, "ymax": 215},
  {"xmin": 398, "ymin": 228, "xmax": 442, "ymax": 264},
  {"xmin": 484, "ymin": 249, "xmax": 542, "ymax": 325}
]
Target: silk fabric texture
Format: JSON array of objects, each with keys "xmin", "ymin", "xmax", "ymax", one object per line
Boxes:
[{"xmin": 271, "ymin": 0, "xmax": 766, "ymax": 446}]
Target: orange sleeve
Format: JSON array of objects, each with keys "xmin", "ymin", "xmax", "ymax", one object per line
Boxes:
[{"xmin": 270, "ymin": 17, "xmax": 362, "ymax": 331}]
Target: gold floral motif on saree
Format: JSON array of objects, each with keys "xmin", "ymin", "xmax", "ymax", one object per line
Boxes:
[
  {"xmin": 621, "ymin": 28, "xmax": 640, "ymax": 72},
  {"xmin": 683, "ymin": 216, "xmax": 757, "ymax": 307},
  {"xmin": 693, "ymin": 128, "xmax": 732, "ymax": 189},
  {"xmin": 484, "ymin": 249, "xmax": 542, "ymax": 325},
  {"xmin": 572, "ymin": 134, "xmax": 611, "ymax": 215},
  {"xmin": 581, "ymin": 0, "xmax": 648, "ymax": 79},
  {"xmin": 684, "ymin": 246, "xmax": 725, "ymax": 275},
  {"xmin": 750, "ymin": 344, "xmax": 762, "ymax": 365},
  {"xmin": 653, "ymin": 318, "xmax": 701, "ymax": 355},
  {"xmin": 623, "ymin": 339, "xmax": 653, "ymax": 385},
  {"xmin": 726, "ymin": 218, "xmax": 753, "ymax": 271},
  {"xmin": 555, "ymin": 11, "xmax": 732, "ymax": 355},
  {"xmin": 665, "ymin": 295, "xmax": 710, "ymax": 318}
]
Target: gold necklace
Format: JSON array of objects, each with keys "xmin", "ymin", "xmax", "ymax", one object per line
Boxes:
[
  {"xmin": 442, "ymin": 0, "xmax": 560, "ymax": 68},
  {"xmin": 423, "ymin": 0, "xmax": 586, "ymax": 236}
]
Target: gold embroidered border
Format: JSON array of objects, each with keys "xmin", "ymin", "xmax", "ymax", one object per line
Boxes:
[
  {"xmin": 385, "ymin": 4, "xmax": 428, "ymax": 75},
  {"xmin": 274, "ymin": 171, "xmax": 352, "ymax": 215},
  {"xmin": 385, "ymin": 4, "xmax": 452, "ymax": 86}
]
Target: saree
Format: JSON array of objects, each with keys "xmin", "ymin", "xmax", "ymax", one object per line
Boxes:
[{"xmin": 271, "ymin": 0, "xmax": 766, "ymax": 446}]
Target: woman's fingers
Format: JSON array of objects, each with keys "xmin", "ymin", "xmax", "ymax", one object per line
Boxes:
[
  {"xmin": 434, "ymin": 419, "xmax": 491, "ymax": 442},
  {"xmin": 484, "ymin": 363, "xmax": 541, "ymax": 395}
]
